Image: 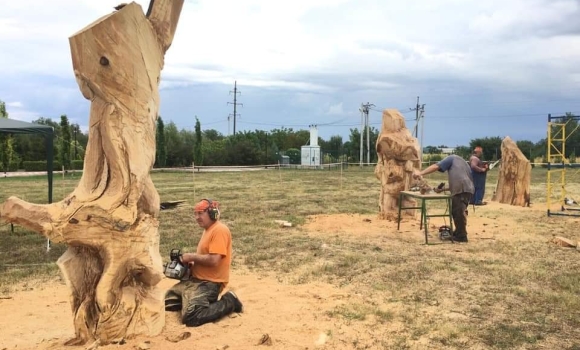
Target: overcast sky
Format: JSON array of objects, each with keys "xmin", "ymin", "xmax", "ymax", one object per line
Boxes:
[{"xmin": 2, "ymin": 0, "xmax": 580, "ymax": 147}]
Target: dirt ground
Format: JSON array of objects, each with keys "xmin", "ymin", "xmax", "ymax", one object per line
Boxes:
[{"xmin": 1, "ymin": 201, "xmax": 578, "ymax": 350}]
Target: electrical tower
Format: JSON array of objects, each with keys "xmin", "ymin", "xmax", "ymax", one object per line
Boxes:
[
  {"xmin": 359, "ymin": 102, "xmax": 374, "ymax": 167},
  {"xmin": 227, "ymin": 81, "xmax": 243, "ymax": 135}
]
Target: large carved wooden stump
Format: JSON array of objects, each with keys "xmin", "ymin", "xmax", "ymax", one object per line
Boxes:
[
  {"xmin": 374, "ymin": 109, "xmax": 421, "ymax": 220},
  {"xmin": 492, "ymin": 136, "xmax": 532, "ymax": 206},
  {"xmin": 0, "ymin": 1, "xmax": 183, "ymax": 345}
]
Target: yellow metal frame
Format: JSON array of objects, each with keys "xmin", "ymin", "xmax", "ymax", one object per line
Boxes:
[{"xmin": 546, "ymin": 114, "xmax": 580, "ymax": 216}]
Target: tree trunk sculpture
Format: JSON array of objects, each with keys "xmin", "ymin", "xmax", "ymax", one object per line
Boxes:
[
  {"xmin": 0, "ymin": 1, "xmax": 184, "ymax": 345},
  {"xmin": 374, "ymin": 109, "xmax": 421, "ymax": 220},
  {"xmin": 492, "ymin": 136, "xmax": 532, "ymax": 206}
]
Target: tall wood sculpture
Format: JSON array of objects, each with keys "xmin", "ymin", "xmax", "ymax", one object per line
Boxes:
[
  {"xmin": 492, "ymin": 136, "xmax": 532, "ymax": 206},
  {"xmin": 374, "ymin": 109, "xmax": 421, "ymax": 220},
  {"xmin": 0, "ymin": 1, "xmax": 184, "ymax": 345}
]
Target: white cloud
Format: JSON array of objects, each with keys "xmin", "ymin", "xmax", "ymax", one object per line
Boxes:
[
  {"xmin": 292, "ymin": 93, "xmax": 318, "ymax": 105},
  {"xmin": 2, "ymin": 0, "xmax": 579, "ymax": 93},
  {"xmin": 5, "ymin": 108, "xmax": 37, "ymax": 122},
  {"xmin": 6, "ymin": 101, "xmax": 23, "ymax": 108},
  {"xmin": 2, "ymin": 0, "xmax": 580, "ymax": 145},
  {"xmin": 327, "ymin": 102, "xmax": 344, "ymax": 115}
]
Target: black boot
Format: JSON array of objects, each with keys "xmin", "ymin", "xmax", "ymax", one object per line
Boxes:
[
  {"xmin": 222, "ymin": 291, "xmax": 243, "ymax": 313},
  {"xmin": 452, "ymin": 232, "xmax": 468, "ymax": 243}
]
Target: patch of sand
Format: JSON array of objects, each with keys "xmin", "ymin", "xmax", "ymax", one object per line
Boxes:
[
  {"xmin": 0, "ymin": 270, "xmax": 355, "ymax": 350},
  {"xmin": 1, "ymin": 200, "xmax": 578, "ymax": 350}
]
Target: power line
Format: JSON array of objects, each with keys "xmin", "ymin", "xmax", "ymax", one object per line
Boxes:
[
  {"xmin": 227, "ymin": 81, "xmax": 243, "ymax": 135},
  {"xmin": 369, "ymin": 106, "xmax": 414, "ymax": 114},
  {"xmin": 317, "ymin": 117, "xmax": 350, "ymax": 126},
  {"xmin": 428, "ymin": 111, "xmax": 580, "ymax": 119},
  {"xmin": 188, "ymin": 109, "xmax": 580, "ymax": 134},
  {"xmin": 407, "ymin": 97, "xmax": 426, "ymax": 160},
  {"xmin": 238, "ymin": 118, "xmax": 415, "ymax": 128},
  {"xmin": 182, "ymin": 119, "xmax": 228, "ymax": 129}
]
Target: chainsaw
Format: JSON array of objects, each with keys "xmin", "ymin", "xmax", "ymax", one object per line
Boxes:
[
  {"xmin": 162, "ymin": 249, "xmax": 190, "ymax": 280},
  {"xmin": 487, "ymin": 159, "xmax": 501, "ymax": 170}
]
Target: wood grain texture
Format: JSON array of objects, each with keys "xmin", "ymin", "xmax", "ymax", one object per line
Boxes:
[
  {"xmin": 374, "ymin": 109, "xmax": 421, "ymax": 220},
  {"xmin": 0, "ymin": 1, "xmax": 184, "ymax": 345},
  {"xmin": 492, "ymin": 136, "xmax": 532, "ymax": 206}
]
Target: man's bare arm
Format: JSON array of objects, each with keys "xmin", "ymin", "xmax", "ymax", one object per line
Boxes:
[
  {"xmin": 470, "ymin": 157, "xmax": 487, "ymax": 172},
  {"xmin": 182, "ymin": 253, "xmax": 222, "ymax": 267},
  {"xmin": 414, "ymin": 164, "xmax": 440, "ymax": 179}
]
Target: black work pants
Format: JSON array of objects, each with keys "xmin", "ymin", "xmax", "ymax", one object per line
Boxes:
[
  {"xmin": 452, "ymin": 192, "xmax": 472, "ymax": 237},
  {"xmin": 165, "ymin": 278, "xmax": 237, "ymax": 327}
]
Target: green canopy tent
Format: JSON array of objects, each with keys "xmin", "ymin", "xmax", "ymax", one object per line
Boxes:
[
  {"xmin": 0, "ymin": 119, "xmax": 54, "ymax": 202},
  {"xmin": 0, "ymin": 119, "xmax": 54, "ymax": 251}
]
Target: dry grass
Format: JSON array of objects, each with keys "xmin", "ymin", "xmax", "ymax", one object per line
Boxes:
[{"xmin": 1, "ymin": 167, "xmax": 580, "ymax": 349}]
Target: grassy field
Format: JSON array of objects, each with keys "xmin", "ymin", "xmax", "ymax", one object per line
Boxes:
[{"xmin": 1, "ymin": 167, "xmax": 580, "ymax": 349}]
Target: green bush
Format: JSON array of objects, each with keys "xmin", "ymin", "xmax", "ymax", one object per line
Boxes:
[
  {"xmin": 22, "ymin": 161, "xmax": 63, "ymax": 172},
  {"xmin": 71, "ymin": 160, "xmax": 84, "ymax": 170},
  {"xmin": 429, "ymin": 154, "xmax": 443, "ymax": 162},
  {"xmin": 286, "ymin": 148, "xmax": 301, "ymax": 164},
  {"xmin": 0, "ymin": 162, "xmax": 19, "ymax": 172}
]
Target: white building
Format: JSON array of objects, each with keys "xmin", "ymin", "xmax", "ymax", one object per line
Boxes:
[{"xmin": 301, "ymin": 125, "xmax": 321, "ymax": 166}]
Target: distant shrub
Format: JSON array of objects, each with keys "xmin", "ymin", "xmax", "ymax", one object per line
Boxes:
[
  {"xmin": 429, "ymin": 154, "xmax": 443, "ymax": 162},
  {"xmin": 71, "ymin": 160, "xmax": 84, "ymax": 170},
  {"xmin": 23, "ymin": 161, "xmax": 62, "ymax": 171}
]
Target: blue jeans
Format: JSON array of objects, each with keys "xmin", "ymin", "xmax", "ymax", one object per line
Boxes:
[{"xmin": 471, "ymin": 171, "xmax": 486, "ymax": 204}]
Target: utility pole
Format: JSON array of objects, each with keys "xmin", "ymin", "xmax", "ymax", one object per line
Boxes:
[
  {"xmin": 410, "ymin": 97, "xmax": 425, "ymax": 165},
  {"xmin": 359, "ymin": 106, "xmax": 364, "ymax": 167},
  {"xmin": 359, "ymin": 102, "xmax": 375, "ymax": 166},
  {"xmin": 419, "ymin": 105, "xmax": 425, "ymax": 164},
  {"xmin": 227, "ymin": 81, "xmax": 243, "ymax": 135},
  {"xmin": 416, "ymin": 96, "xmax": 420, "ymax": 138},
  {"xmin": 73, "ymin": 125, "xmax": 77, "ymax": 161},
  {"xmin": 412, "ymin": 96, "xmax": 420, "ymax": 138}
]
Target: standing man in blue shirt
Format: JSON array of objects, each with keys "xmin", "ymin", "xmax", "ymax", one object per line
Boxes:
[{"xmin": 413, "ymin": 155, "xmax": 474, "ymax": 242}]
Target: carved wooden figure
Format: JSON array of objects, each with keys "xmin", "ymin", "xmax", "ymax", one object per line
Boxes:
[
  {"xmin": 0, "ymin": 0, "xmax": 184, "ymax": 345},
  {"xmin": 492, "ymin": 136, "xmax": 532, "ymax": 206},
  {"xmin": 374, "ymin": 109, "xmax": 421, "ymax": 220}
]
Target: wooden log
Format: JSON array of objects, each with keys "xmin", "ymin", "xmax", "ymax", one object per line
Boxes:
[
  {"xmin": 492, "ymin": 136, "xmax": 532, "ymax": 206},
  {"xmin": 0, "ymin": 0, "xmax": 184, "ymax": 345},
  {"xmin": 552, "ymin": 236, "xmax": 577, "ymax": 248},
  {"xmin": 374, "ymin": 109, "xmax": 421, "ymax": 220}
]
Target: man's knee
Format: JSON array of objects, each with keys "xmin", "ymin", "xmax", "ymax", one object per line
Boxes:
[
  {"xmin": 182, "ymin": 306, "xmax": 205, "ymax": 327},
  {"xmin": 183, "ymin": 316, "xmax": 203, "ymax": 327}
]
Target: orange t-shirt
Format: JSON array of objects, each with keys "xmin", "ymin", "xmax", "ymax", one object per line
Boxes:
[{"xmin": 191, "ymin": 221, "xmax": 232, "ymax": 287}]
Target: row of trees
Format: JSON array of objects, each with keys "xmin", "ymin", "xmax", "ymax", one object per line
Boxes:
[
  {"xmin": 0, "ymin": 100, "xmax": 86, "ymax": 172},
  {"xmin": 1, "ymin": 98, "xmax": 579, "ymax": 170},
  {"xmin": 153, "ymin": 116, "xmax": 381, "ymax": 167}
]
